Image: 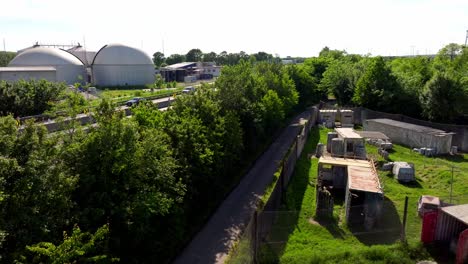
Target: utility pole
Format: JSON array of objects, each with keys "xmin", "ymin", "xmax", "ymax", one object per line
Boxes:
[
  {"xmin": 3, "ymin": 38, "xmax": 5, "ymax": 52},
  {"xmin": 465, "ymin": 30, "xmax": 468, "ymax": 47}
]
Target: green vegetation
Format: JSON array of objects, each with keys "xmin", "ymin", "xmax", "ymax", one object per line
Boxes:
[
  {"xmin": 0, "ymin": 51, "xmax": 16, "ymax": 67},
  {"xmin": 260, "ymin": 127, "xmax": 468, "ymax": 263},
  {"xmin": 99, "ymin": 87, "xmax": 182, "ymax": 102},
  {"xmin": 0, "ymin": 79, "xmax": 66, "ymax": 117},
  {"xmin": 155, "ymin": 49, "xmax": 278, "ymax": 67},
  {"xmin": 313, "ymin": 44, "xmax": 468, "ymax": 122},
  {"xmin": 0, "ymin": 60, "xmax": 313, "ymax": 263}
]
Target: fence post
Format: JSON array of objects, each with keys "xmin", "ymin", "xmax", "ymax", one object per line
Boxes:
[
  {"xmin": 401, "ymin": 196, "xmax": 409, "ymax": 242},
  {"xmin": 252, "ymin": 211, "xmax": 258, "ymax": 264}
]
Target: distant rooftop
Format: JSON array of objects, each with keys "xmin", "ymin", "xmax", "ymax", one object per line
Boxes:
[
  {"xmin": 164, "ymin": 62, "xmax": 197, "ymax": 69},
  {"xmin": 367, "ymin": 118, "xmax": 452, "ymax": 136}
]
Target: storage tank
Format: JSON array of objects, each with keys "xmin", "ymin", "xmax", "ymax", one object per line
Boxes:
[
  {"xmin": 331, "ymin": 138, "xmax": 344, "ymax": 157},
  {"xmin": 8, "ymin": 47, "xmax": 86, "ymax": 84},
  {"xmin": 92, "ymin": 43, "xmax": 155, "ymax": 87}
]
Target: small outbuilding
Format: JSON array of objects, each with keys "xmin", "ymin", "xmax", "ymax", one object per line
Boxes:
[
  {"xmin": 364, "ymin": 118, "xmax": 453, "ymax": 154},
  {"xmin": 317, "ymin": 156, "xmax": 383, "ymax": 228},
  {"xmin": 335, "ymin": 128, "xmax": 366, "ymax": 159},
  {"xmin": 319, "ymin": 109, "xmax": 337, "ymax": 128}
]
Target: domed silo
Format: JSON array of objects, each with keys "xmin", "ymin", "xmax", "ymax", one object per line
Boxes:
[
  {"xmin": 8, "ymin": 47, "xmax": 86, "ymax": 84},
  {"xmin": 91, "ymin": 43, "xmax": 155, "ymax": 87}
]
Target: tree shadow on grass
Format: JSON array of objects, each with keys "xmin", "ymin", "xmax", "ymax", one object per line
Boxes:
[
  {"xmin": 438, "ymin": 153, "xmax": 468, "ymax": 163},
  {"xmin": 315, "ymin": 215, "xmax": 346, "ymax": 239},
  {"xmin": 348, "ymin": 196, "xmax": 402, "ymax": 246}
]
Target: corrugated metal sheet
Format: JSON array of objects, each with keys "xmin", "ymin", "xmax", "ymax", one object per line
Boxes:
[
  {"xmin": 435, "ymin": 207, "xmax": 468, "ymax": 241},
  {"xmin": 441, "ymin": 204, "xmax": 468, "ymax": 225},
  {"xmin": 347, "ymin": 165, "xmax": 382, "ymax": 194}
]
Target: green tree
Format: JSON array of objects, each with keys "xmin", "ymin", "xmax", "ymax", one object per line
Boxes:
[
  {"xmin": 319, "ymin": 60, "xmax": 355, "ymax": 105},
  {"xmin": 0, "ymin": 117, "xmax": 77, "ymax": 262},
  {"xmin": 352, "ymin": 56, "xmax": 401, "ymax": 112},
  {"xmin": 0, "ymin": 79, "xmax": 66, "ymax": 117},
  {"xmin": 202, "ymin": 51, "xmax": 217, "ymax": 62},
  {"xmin": 186, "ymin": 48, "xmax": 203, "ymax": 62},
  {"xmin": 26, "ymin": 224, "xmax": 117, "ymax": 263},
  {"xmin": 165, "ymin": 54, "xmax": 185, "ymax": 65},
  {"xmin": 287, "ymin": 64, "xmax": 322, "ymax": 107},
  {"xmin": 0, "ymin": 51, "xmax": 16, "ymax": 67},
  {"xmin": 420, "ymin": 72, "xmax": 466, "ymax": 122},
  {"xmin": 152, "ymin": 51, "xmax": 165, "ymax": 68}
]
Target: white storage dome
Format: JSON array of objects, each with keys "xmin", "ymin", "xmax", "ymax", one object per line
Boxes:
[
  {"xmin": 8, "ymin": 47, "xmax": 86, "ymax": 84},
  {"xmin": 92, "ymin": 43, "xmax": 155, "ymax": 87}
]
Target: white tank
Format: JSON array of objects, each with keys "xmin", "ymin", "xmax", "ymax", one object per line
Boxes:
[
  {"xmin": 92, "ymin": 43, "xmax": 155, "ymax": 87},
  {"xmin": 8, "ymin": 47, "xmax": 86, "ymax": 84}
]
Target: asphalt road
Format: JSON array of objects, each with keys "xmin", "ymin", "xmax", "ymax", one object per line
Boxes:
[{"xmin": 173, "ymin": 109, "xmax": 313, "ymax": 264}]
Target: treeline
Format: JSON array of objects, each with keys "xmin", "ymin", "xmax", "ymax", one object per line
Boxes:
[
  {"xmin": 0, "ymin": 51, "xmax": 16, "ymax": 67},
  {"xmin": 0, "ymin": 60, "xmax": 317, "ymax": 263},
  {"xmin": 313, "ymin": 44, "xmax": 468, "ymax": 122},
  {"xmin": 153, "ymin": 49, "xmax": 281, "ymax": 67}
]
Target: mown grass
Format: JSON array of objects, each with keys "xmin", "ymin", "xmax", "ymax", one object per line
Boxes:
[{"xmin": 261, "ymin": 126, "xmax": 468, "ymax": 263}]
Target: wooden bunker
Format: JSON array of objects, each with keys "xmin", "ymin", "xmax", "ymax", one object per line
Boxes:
[{"xmin": 317, "ymin": 156, "xmax": 383, "ymax": 228}]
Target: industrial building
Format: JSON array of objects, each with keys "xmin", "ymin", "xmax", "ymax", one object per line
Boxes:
[
  {"xmin": 364, "ymin": 118, "xmax": 454, "ymax": 154},
  {"xmin": 160, "ymin": 62, "xmax": 221, "ymax": 82},
  {"xmin": 0, "ymin": 43, "xmax": 155, "ymax": 86},
  {"xmin": 6, "ymin": 47, "xmax": 86, "ymax": 84}
]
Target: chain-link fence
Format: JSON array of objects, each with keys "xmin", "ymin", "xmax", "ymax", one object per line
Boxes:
[{"xmin": 228, "ymin": 195, "xmax": 468, "ymax": 263}]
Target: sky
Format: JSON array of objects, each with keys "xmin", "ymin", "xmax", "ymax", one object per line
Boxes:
[{"xmin": 1, "ymin": 0, "xmax": 467, "ymax": 58}]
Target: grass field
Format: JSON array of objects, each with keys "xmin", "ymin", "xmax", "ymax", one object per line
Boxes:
[
  {"xmin": 260, "ymin": 126, "xmax": 468, "ymax": 263},
  {"xmin": 100, "ymin": 87, "xmax": 181, "ymax": 101}
]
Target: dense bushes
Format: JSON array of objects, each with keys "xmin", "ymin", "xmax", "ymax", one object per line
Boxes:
[
  {"xmin": 315, "ymin": 44, "xmax": 468, "ymax": 122},
  {"xmin": 0, "ymin": 79, "xmax": 66, "ymax": 117}
]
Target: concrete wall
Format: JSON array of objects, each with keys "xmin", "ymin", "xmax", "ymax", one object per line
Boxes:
[
  {"xmin": 93, "ymin": 65, "xmax": 155, "ymax": 87},
  {"xmin": 357, "ymin": 107, "xmax": 468, "ymax": 152},
  {"xmin": 364, "ymin": 119, "xmax": 452, "ymax": 154},
  {"xmin": 0, "ymin": 70, "xmax": 56, "ymax": 82}
]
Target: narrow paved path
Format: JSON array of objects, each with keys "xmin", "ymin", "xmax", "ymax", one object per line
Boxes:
[{"xmin": 173, "ymin": 109, "xmax": 313, "ymax": 264}]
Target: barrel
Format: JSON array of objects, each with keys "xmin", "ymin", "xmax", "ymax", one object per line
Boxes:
[{"xmin": 316, "ymin": 143, "xmax": 325, "ymax": 158}]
